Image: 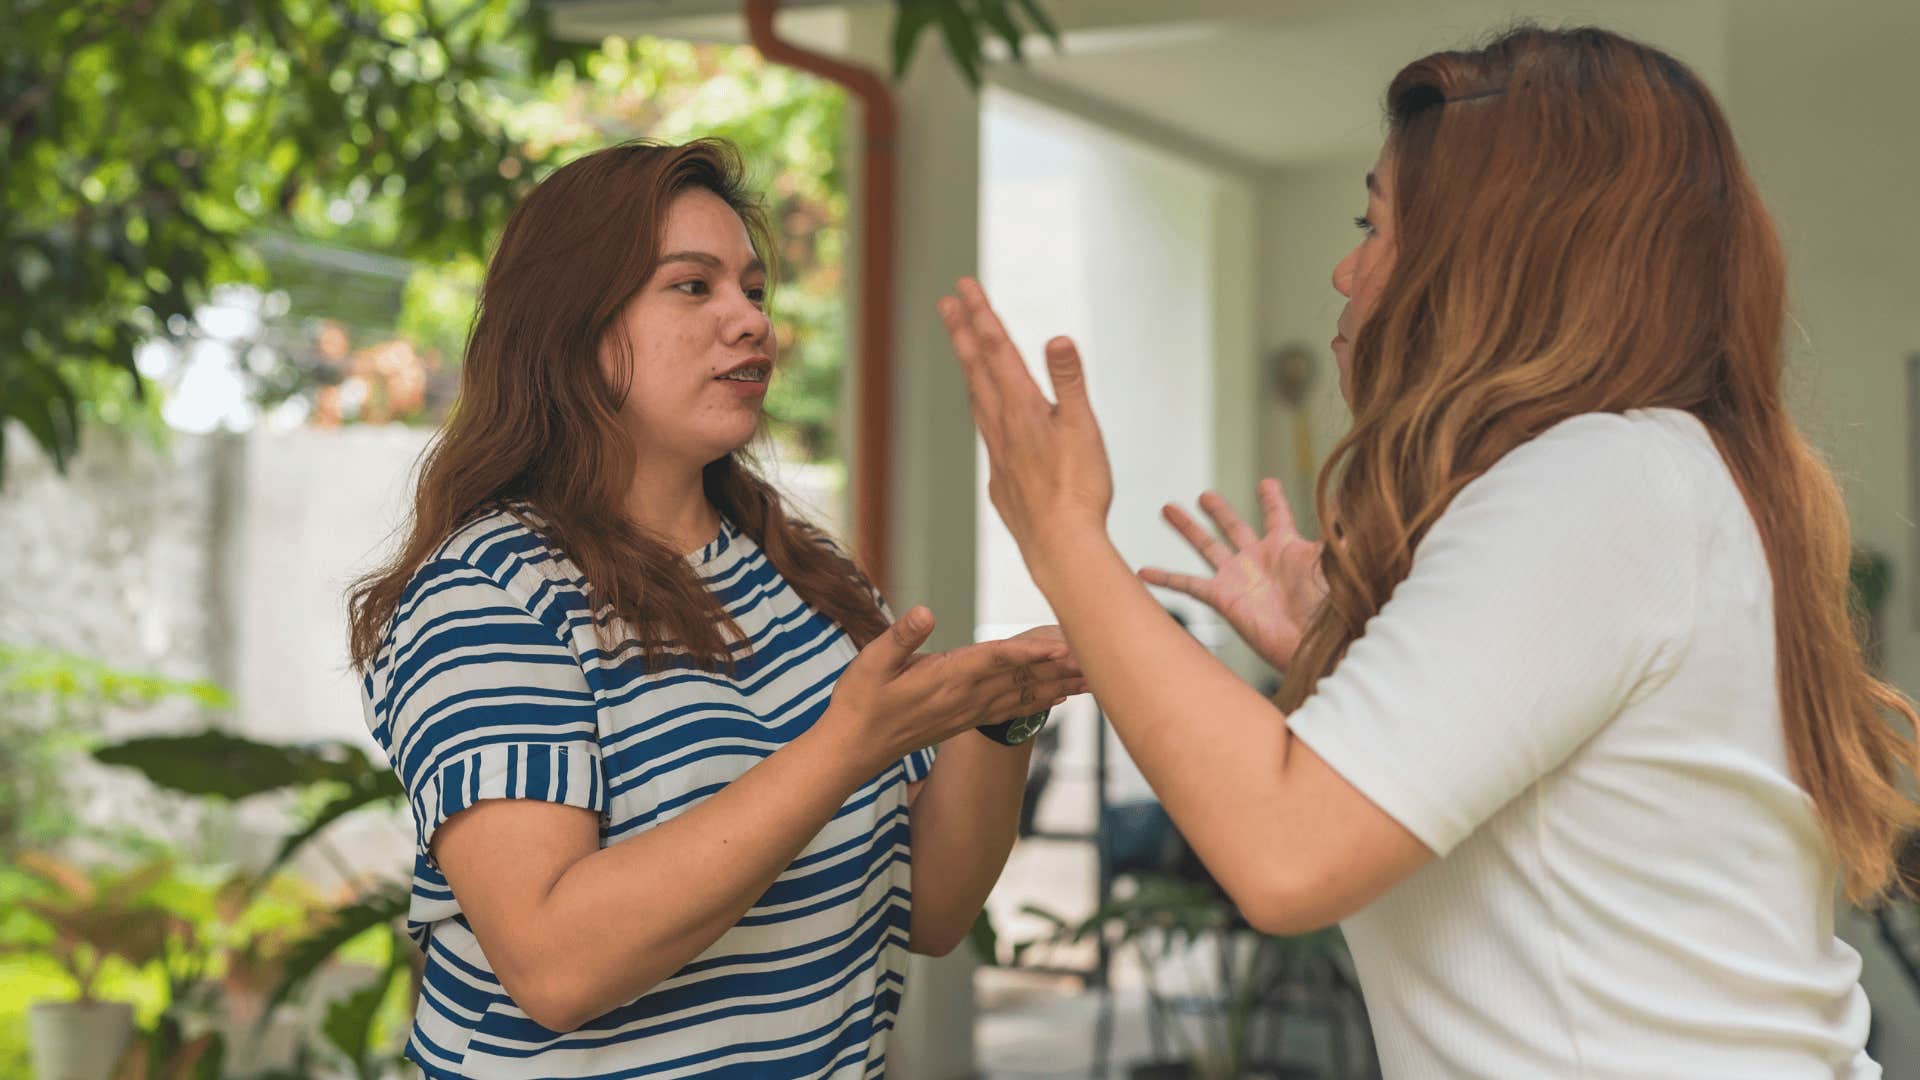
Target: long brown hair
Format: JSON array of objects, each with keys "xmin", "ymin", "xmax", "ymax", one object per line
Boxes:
[
  {"xmin": 1277, "ymin": 26, "xmax": 1920, "ymax": 902},
  {"xmin": 348, "ymin": 139, "xmax": 887, "ymax": 674}
]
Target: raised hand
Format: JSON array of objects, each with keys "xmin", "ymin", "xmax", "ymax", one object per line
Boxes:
[
  {"xmin": 1138, "ymin": 479, "xmax": 1326, "ymax": 672},
  {"xmin": 820, "ymin": 608, "xmax": 1085, "ymax": 774},
  {"xmin": 937, "ymin": 278, "xmax": 1114, "ymax": 563}
]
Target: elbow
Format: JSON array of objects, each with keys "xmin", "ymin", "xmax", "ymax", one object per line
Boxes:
[
  {"xmin": 907, "ymin": 924, "xmax": 966, "ymax": 958},
  {"xmin": 499, "ymin": 955, "xmax": 652, "ymax": 1035},
  {"xmin": 1228, "ymin": 871, "xmax": 1342, "ymax": 939},
  {"xmin": 505, "ymin": 969, "xmax": 592, "ymax": 1034}
]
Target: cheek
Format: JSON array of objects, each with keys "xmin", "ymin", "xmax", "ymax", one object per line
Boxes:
[{"xmin": 1353, "ymin": 247, "xmax": 1396, "ymax": 316}]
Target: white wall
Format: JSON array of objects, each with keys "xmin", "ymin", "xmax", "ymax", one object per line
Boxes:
[
  {"xmin": 978, "ymin": 87, "xmax": 1221, "ymax": 644},
  {"xmin": 842, "ymin": 6, "xmax": 987, "ymax": 1074}
]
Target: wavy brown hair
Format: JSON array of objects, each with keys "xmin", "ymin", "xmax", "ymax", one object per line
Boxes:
[
  {"xmin": 1276, "ymin": 26, "xmax": 1920, "ymax": 902},
  {"xmin": 348, "ymin": 139, "xmax": 887, "ymax": 674}
]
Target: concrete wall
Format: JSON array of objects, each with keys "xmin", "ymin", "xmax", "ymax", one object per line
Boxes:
[{"xmin": 0, "ymin": 428, "xmax": 234, "ymax": 858}]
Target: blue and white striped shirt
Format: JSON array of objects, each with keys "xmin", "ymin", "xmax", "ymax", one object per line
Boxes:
[{"xmin": 360, "ymin": 507, "xmax": 933, "ymax": 1078}]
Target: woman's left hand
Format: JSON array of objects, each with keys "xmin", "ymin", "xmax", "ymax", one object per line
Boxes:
[{"xmin": 938, "ymin": 278, "xmax": 1113, "ymax": 563}]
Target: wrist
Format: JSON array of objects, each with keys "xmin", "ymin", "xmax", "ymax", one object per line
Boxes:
[
  {"xmin": 1023, "ymin": 522, "xmax": 1116, "ymax": 594},
  {"xmin": 800, "ymin": 706, "xmax": 892, "ymax": 786}
]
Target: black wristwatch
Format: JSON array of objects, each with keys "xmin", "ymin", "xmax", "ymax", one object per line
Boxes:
[{"xmin": 976, "ymin": 708, "xmax": 1052, "ymax": 746}]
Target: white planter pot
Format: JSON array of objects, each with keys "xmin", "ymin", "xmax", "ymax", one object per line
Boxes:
[{"xmin": 27, "ymin": 1000, "xmax": 135, "ymax": 1080}]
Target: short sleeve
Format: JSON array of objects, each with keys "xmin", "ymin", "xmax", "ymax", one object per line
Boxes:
[
  {"xmin": 903, "ymin": 746, "xmax": 936, "ymax": 783},
  {"xmin": 1285, "ymin": 416, "xmax": 1701, "ymax": 856},
  {"xmin": 371, "ymin": 560, "xmax": 605, "ymax": 863}
]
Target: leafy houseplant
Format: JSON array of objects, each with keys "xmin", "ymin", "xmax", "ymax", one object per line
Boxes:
[
  {"xmin": 1019, "ymin": 872, "xmax": 1370, "ymax": 1080},
  {"xmin": 6, "ymin": 854, "xmax": 185, "ymax": 1080},
  {"xmin": 91, "ymin": 729, "xmax": 418, "ymax": 1076}
]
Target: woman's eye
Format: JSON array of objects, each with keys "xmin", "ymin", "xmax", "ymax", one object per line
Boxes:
[
  {"xmin": 673, "ymin": 279, "xmax": 708, "ymax": 296},
  {"xmin": 746, "ymin": 285, "xmax": 767, "ymax": 306},
  {"xmin": 1353, "ymin": 215, "xmax": 1375, "ymax": 235}
]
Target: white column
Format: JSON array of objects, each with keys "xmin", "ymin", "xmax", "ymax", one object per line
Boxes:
[{"xmin": 842, "ymin": 8, "xmax": 982, "ymax": 1079}]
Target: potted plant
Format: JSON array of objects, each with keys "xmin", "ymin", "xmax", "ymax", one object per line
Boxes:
[
  {"xmin": 90, "ymin": 729, "xmax": 421, "ymax": 1075},
  {"xmin": 5, "ymin": 853, "xmax": 177, "ymax": 1080},
  {"xmin": 1018, "ymin": 871, "xmax": 1369, "ymax": 1080}
]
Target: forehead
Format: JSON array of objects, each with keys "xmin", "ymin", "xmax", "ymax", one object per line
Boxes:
[
  {"xmin": 659, "ymin": 188, "xmax": 756, "ymax": 254},
  {"xmin": 1368, "ymin": 143, "xmax": 1394, "ymax": 200}
]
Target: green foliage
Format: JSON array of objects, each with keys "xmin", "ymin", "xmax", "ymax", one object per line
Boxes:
[
  {"xmin": 1018, "ymin": 874, "xmax": 1350, "ymax": 1080},
  {"xmin": 5, "ymin": 853, "xmax": 179, "ymax": 1001},
  {"xmin": 0, "ymin": 0, "xmax": 586, "ymax": 478},
  {"xmin": 89, "ymin": 727, "xmax": 418, "ymax": 1066},
  {"xmin": 0, "ymin": 646, "xmax": 230, "ymax": 710},
  {"xmin": 0, "ymin": 646, "xmax": 231, "ymax": 858},
  {"xmin": 4, "ymin": 0, "xmax": 1064, "ymax": 477},
  {"xmin": 93, "ymin": 730, "xmax": 395, "ymax": 801},
  {"xmin": 1850, "ymin": 546, "xmax": 1893, "ymax": 618},
  {"xmin": 892, "ymin": 0, "xmax": 1061, "ymax": 86},
  {"xmin": 264, "ymin": 880, "xmax": 412, "ymax": 1015},
  {"xmin": 318, "ymin": 927, "xmax": 413, "ymax": 1080}
]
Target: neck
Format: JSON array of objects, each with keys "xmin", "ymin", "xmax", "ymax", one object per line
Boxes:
[{"xmin": 623, "ymin": 458, "xmax": 722, "ymax": 557}]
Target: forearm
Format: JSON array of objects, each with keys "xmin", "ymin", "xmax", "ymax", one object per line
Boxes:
[
  {"xmin": 906, "ymin": 730, "xmax": 1034, "ymax": 955},
  {"xmin": 529, "ymin": 721, "xmax": 877, "ymax": 1029},
  {"xmin": 1027, "ymin": 531, "xmax": 1296, "ymax": 911}
]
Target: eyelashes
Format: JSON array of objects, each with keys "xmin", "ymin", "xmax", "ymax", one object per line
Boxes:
[{"xmin": 673, "ymin": 279, "xmax": 768, "ymax": 306}]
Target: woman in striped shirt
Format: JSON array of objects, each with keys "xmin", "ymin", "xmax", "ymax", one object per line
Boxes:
[{"xmin": 347, "ymin": 139, "xmax": 1081, "ymax": 1078}]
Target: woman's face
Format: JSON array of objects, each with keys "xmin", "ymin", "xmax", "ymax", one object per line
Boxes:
[
  {"xmin": 1331, "ymin": 144, "xmax": 1397, "ymax": 405},
  {"xmin": 601, "ymin": 187, "xmax": 775, "ymax": 471}
]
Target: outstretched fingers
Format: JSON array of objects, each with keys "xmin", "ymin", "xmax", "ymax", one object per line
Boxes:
[
  {"xmin": 1199, "ymin": 490, "xmax": 1258, "ymax": 551},
  {"xmin": 1162, "ymin": 502, "xmax": 1234, "ymax": 568},
  {"xmin": 1258, "ymin": 477, "xmax": 1298, "ymax": 539},
  {"xmin": 1138, "ymin": 565, "xmax": 1213, "ymax": 602}
]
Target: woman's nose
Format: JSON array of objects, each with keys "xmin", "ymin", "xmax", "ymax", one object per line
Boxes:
[
  {"xmin": 1332, "ymin": 246, "xmax": 1359, "ymax": 298},
  {"xmin": 724, "ymin": 291, "xmax": 771, "ymax": 344}
]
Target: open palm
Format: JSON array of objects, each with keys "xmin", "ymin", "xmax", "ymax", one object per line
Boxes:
[{"xmin": 1139, "ymin": 478, "xmax": 1326, "ymax": 671}]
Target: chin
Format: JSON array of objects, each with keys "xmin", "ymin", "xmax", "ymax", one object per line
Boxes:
[{"xmin": 705, "ymin": 426, "xmax": 764, "ymax": 462}]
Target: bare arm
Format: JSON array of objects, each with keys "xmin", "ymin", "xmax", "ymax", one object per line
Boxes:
[
  {"xmin": 432, "ymin": 720, "xmax": 877, "ymax": 1033},
  {"xmin": 940, "ymin": 279, "xmax": 1430, "ymax": 935},
  {"xmin": 905, "ymin": 732, "xmax": 1036, "ymax": 955},
  {"xmin": 430, "ymin": 606, "xmax": 1080, "ymax": 1032},
  {"xmin": 1026, "ymin": 531, "xmax": 1428, "ymax": 935}
]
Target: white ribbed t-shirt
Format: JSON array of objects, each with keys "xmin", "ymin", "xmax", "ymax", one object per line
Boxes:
[{"xmin": 1287, "ymin": 409, "xmax": 1877, "ymax": 1079}]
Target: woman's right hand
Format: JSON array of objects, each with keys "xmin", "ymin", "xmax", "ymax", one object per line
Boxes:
[
  {"xmin": 820, "ymin": 608, "xmax": 1085, "ymax": 773},
  {"xmin": 1139, "ymin": 478, "xmax": 1326, "ymax": 672}
]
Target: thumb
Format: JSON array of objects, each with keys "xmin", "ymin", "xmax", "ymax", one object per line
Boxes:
[
  {"xmin": 861, "ymin": 605, "xmax": 936, "ymax": 673},
  {"xmin": 1045, "ymin": 337, "xmax": 1091, "ymax": 414}
]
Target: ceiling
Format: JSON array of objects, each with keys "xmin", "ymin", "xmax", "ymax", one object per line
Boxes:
[{"xmin": 543, "ymin": 0, "xmax": 1732, "ymax": 169}]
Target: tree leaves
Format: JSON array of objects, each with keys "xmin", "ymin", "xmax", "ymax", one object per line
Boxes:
[
  {"xmin": 0, "ymin": 0, "xmax": 556, "ymax": 481},
  {"xmin": 890, "ymin": 0, "xmax": 1062, "ymax": 88}
]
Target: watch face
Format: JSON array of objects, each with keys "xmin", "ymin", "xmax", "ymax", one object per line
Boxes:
[{"xmin": 1005, "ymin": 711, "xmax": 1048, "ymax": 744}]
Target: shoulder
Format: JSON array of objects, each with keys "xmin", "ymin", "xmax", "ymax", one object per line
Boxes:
[
  {"xmin": 386, "ymin": 507, "xmax": 583, "ymax": 655},
  {"xmin": 1454, "ymin": 409, "xmax": 1707, "ymax": 536},
  {"xmin": 1413, "ymin": 410, "xmax": 1713, "ymax": 610}
]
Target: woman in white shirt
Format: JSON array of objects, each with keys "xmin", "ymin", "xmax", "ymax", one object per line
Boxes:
[{"xmin": 938, "ymin": 23, "xmax": 1918, "ymax": 1079}]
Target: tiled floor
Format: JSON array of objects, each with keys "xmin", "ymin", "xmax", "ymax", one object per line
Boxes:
[{"xmin": 975, "ymin": 971, "xmax": 1154, "ymax": 1079}]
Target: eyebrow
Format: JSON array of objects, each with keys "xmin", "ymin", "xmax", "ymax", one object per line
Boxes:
[
  {"xmin": 1365, "ymin": 172, "xmax": 1380, "ymax": 196},
  {"xmin": 658, "ymin": 250, "xmax": 766, "ymax": 275}
]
